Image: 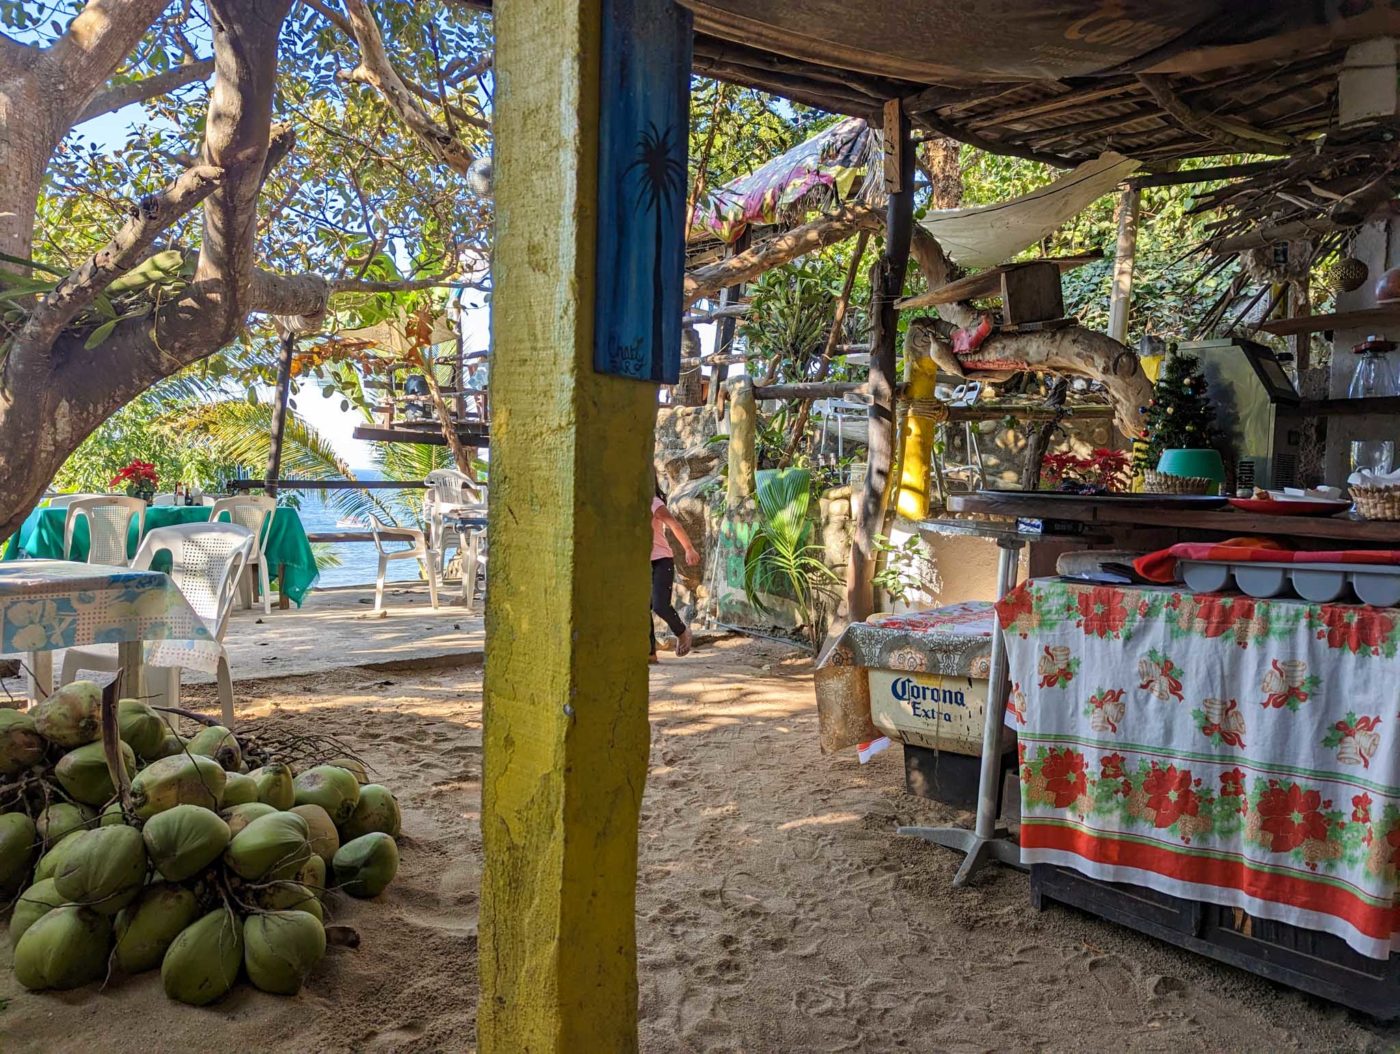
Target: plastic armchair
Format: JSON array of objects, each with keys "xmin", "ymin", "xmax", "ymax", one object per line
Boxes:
[
  {"xmin": 208, "ymin": 495, "xmax": 276, "ymax": 614},
  {"xmin": 151, "ymin": 493, "xmax": 176, "ymax": 506},
  {"xmin": 63, "ymin": 496, "xmax": 146, "ymax": 566},
  {"xmin": 46, "ymin": 492, "xmax": 107, "ymax": 510},
  {"xmin": 60, "ymin": 522, "xmax": 253, "ymax": 724},
  {"xmin": 424, "ymin": 469, "xmax": 486, "ymax": 588},
  {"xmin": 368, "ymin": 516, "xmax": 439, "ymax": 612}
]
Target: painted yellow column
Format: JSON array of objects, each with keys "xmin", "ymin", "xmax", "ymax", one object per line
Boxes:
[
  {"xmin": 480, "ymin": 0, "xmax": 656, "ymax": 1050},
  {"xmin": 895, "ymin": 358, "xmax": 937, "ymax": 520}
]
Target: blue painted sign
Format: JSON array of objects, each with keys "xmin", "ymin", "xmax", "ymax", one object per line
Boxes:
[{"xmin": 594, "ymin": 0, "xmax": 693, "ymax": 384}]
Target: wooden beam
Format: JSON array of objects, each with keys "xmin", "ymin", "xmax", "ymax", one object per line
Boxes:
[
  {"xmin": 1137, "ymin": 72, "xmax": 1296, "ymax": 154},
  {"xmin": 351, "ymin": 424, "xmax": 489, "ymax": 445},
  {"xmin": 896, "ymin": 254, "xmax": 1101, "ymax": 310},
  {"xmin": 480, "ymin": 0, "xmax": 659, "ymax": 1049},
  {"xmin": 1107, "ymin": 186, "xmax": 1139, "ymax": 344},
  {"xmin": 1127, "ymin": 161, "xmax": 1279, "ymax": 188},
  {"xmin": 754, "ymin": 381, "xmax": 865, "ymax": 400},
  {"xmin": 909, "ymin": 109, "xmax": 1077, "ymax": 168},
  {"xmin": 847, "ymin": 101, "xmax": 915, "ymax": 624}
]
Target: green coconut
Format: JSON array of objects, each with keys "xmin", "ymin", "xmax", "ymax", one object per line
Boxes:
[
  {"xmin": 0, "ymin": 708, "xmax": 45, "ymax": 775},
  {"xmin": 243, "ymin": 910, "xmax": 325, "ymax": 996},
  {"xmin": 36, "ymin": 802, "xmax": 95, "ymax": 847},
  {"xmin": 341, "ymin": 784, "xmax": 402, "ymax": 840},
  {"xmin": 53, "ymin": 824, "xmax": 147, "ymax": 915},
  {"xmin": 186, "ymin": 725, "xmax": 242, "ymax": 772},
  {"xmin": 130, "ymin": 752, "xmax": 226, "ymax": 819},
  {"xmin": 13, "ymin": 905, "xmax": 111, "ymax": 991},
  {"xmin": 222, "ymin": 770, "xmax": 259, "ymax": 807},
  {"xmin": 143, "ymin": 804, "xmax": 231, "ymax": 882},
  {"xmin": 161, "ymin": 908, "xmax": 243, "ymax": 1006},
  {"xmin": 250, "ymin": 764, "xmax": 294, "ymax": 810},
  {"xmin": 117, "ymin": 699, "xmax": 167, "ymax": 759},
  {"xmin": 146, "ymin": 734, "xmax": 186, "ymax": 760},
  {"xmin": 332, "ymin": 832, "xmax": 399, "ymax": 898},
  {"xmin": 99, "ymin": 801, "xmax": 132, "ymax": 827},
  {"xmin": 292, "ymin": 765, "xmax": 360, "ymax": 825},
  {"xmin": 225, "ymin": 811, "xmax": 311, "ymax": 881},
  {"xmin": 113, "ymin": 882, "xmax": 201, "ymax": 974},
  {"xmin": 222, "ymin": 801, "xmax": 278, "ymax": 837},
  {"xmin": 291, "ymin": 803, "xmax": 339, "ymax": 866},
  {"xmin": 54, "ymin": 739, "xmax": 137, "ymax": 806},
  {"xmin": 31, "ymin": 681, "xmax": 102, "ymax": 748},
  {"xmin": 10, "ymin": 878, "xmax": 66, "ymax": 948},
  {"xmin": 294, "ymin": 854, "xmax": 326, "ymax": 892},
  {"xmin": 252, "ymin": 880, "xmax": 324, "ymax": 923},
  {"xmin": 0, "ymin": 811, "xmax": 37, "ymax": 897},
  {"xmin": 326, "ymin": 756, "xmax": 369, "ymax": 784},
  {"xmin": 33, "ymin": 830, "xmax": 85, "ymax": 883}
]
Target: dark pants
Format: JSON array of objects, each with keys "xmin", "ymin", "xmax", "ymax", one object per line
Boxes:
[{"xmin": 650, "ymin": 557, "xmax": 687, "ymax": 654}]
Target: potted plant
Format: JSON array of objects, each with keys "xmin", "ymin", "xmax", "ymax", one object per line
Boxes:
[{"xmin": 111, "ymin": 459, "xmax": 158, "ymax": 503}]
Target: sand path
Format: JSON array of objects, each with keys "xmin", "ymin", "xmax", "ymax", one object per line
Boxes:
[{"xmin": 2, "ymin": 637, "xmax": 1396, "ymax": 1052}]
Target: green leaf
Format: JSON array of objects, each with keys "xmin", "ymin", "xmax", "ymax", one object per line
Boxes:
[{"xmin": 83, "ymin": 318, "xmax": 119, "ymax": 350}]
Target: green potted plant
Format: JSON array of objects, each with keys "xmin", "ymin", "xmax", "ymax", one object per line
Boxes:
[{"xmin": 1133, "ymin": 348, "xmax": 1227, "ymax": 494}]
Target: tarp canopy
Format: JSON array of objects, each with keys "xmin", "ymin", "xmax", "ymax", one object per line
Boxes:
[
  {"xmin": 691, "ymin": 117, "xmax": 873, "ymax": 244},
  {"xmin": 920, "ymin": 152, "xmax": 1139, "ymax": 269}
]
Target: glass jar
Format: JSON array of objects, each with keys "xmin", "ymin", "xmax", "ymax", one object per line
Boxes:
[{"xmin": 1349, "ymin": 336, "xmax": 1398, "ymax": 474}]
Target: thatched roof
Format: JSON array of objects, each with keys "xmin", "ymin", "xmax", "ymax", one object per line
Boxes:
[{"xmin": 683, "ymin": 1, "xmax": 1399, "ymax": 165}]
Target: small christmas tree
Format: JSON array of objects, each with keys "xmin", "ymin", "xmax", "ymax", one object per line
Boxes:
[{"xmin": 1134, "ymin": 348, "xmax": 1225, "ymax": 473}]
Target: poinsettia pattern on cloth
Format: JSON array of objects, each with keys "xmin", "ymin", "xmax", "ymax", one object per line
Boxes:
[{"xmin": 1001, "ymin": 579, "xmax": 1400, "ymax": 960}]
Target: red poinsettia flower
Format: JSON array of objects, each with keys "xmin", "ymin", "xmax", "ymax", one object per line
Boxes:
[
  {"xmin": 1143, "ymin": 762, "xmax": 1199, "ymax": 828},
  {"xmin": 1219, "ymin": 768, "xmax": 1246, "ymax": 797},
  {"xmin": 1077, "ymin": 587, "xmax": 1129, "ymax": 638},
  {"xmin": 1256, "ymin": 783, "xmax": 1329, "ymax": 853},
  {"xmin": 1353, "ymin": 792, "xmax": 1373, "ymax": 824},
  {"xmin": 1386, "ymin": 826, "xmax": 1400, "ymax": 868},
  {"xmin": 1100, "ymin": 753, "xmax": 1126, "ymax": 780},
  {"xmin": 996, "ymin": 584, "xmax": 1034, "ymax": 628},
  {"xmin": 1319, "ymin": 606, "xmax": 1396, "ymax": 654},
  {"xmin": 1040, "ymin": 748, "xmax": 1088, "ymax": 808},
  {"xmin": 1191, "ymin": 594, "xmax": 1256, "ymax": 640}
]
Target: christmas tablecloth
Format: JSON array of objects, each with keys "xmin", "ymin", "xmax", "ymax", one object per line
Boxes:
[{"xmin": 997, "ymin": 579, "xmax": 1400, "ymax": 959}]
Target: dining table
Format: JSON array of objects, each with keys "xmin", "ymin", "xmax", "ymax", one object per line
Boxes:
[
  {"xmin": 0, "ymin": 560, "xmax": 213, "ymax": 702},
  {"xmin": 3, "ymin": 502, "xmax": 320, "ymax": 605}
]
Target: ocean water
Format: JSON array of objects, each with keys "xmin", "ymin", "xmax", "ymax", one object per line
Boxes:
[{"xmin": 288, "ymin": 476, "xmax": 431, "ymax": 590}]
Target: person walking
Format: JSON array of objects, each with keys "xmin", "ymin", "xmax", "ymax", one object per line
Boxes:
[{"xmin": 650, "ymin": 485, "xmax": 700, "ymax": 661}]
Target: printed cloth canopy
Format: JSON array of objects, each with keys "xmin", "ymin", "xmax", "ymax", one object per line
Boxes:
[
  {"xmin": 998, "ymin": 578, "xmax": 1400, "ymax": 959},
  {"xmin": 690, "ymin": 116, "xmax": 872, "ymax": 244}
]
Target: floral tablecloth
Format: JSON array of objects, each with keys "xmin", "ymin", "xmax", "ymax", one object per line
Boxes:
[
  {"xmin": 0, "ymin": 561, "xmax": 211, "ymax": 654},
  {"xmin": 998, "ymin": 579, "xmax": 1400, "ymax": 959}
]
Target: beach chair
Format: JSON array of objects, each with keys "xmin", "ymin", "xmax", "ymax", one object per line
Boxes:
[
  {"xmin": 368, "ymin": 516, "xmax": 439, "ymax": 613},
  {"xmin": 209, "ymin": 495, "xmax": 276, "ymax": 614},
  {"xmin": 424, "ymin": 469, "xmax": 486, "ymax": 594},
  {"xmin": 60, "ymin": 522, "xmax": 253, "ymax": 724},
  {"xmin": 62, "ymin": 496, "xmax": 146, "ymax": 566}
]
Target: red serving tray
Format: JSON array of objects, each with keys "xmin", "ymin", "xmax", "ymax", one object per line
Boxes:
[{"xmin": 1227, "ymin": 497, "xmax": 1351, "ymax": 517}]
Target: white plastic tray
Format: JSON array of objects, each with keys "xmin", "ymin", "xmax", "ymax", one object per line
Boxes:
[{"xmin": 1178, "ymin": 559, "xmax": 1400, "ymax": 607}]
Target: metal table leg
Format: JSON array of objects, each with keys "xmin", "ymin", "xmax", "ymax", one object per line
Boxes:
[{"xmin": 897, "ymin": 537, "xmax": 1025, "ymax": 886}]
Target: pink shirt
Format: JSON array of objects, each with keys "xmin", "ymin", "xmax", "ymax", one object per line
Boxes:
[{"xmin": 651, "ymin": 497, "xmax": 672, "ymax": 560}]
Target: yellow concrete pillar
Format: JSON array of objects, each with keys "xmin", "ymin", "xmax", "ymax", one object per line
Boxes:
[
  {"xmin": 895, "ymin": 359, "xmax": 937, "ymax": 520},
  {"xmin": 481, "ymin": 0, "xmax": 656, "ymax": 1049}
]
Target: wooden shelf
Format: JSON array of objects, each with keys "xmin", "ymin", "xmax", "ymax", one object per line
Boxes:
[{"xmin": 1258, "ymin": 305, "xmax": 1400, "ymax": 337}]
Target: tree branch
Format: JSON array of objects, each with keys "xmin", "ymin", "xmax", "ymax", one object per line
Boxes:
[
  {"xmin": 39, "ymin": 0, "xmax": 177, "ymax": 131},
  {"xmin": 684, "ymin": 205, "xmax": 882, "ymax": 307},
  {"xmin": 76, "ymin": 57, "xmax": 214, "ymax": 124},
  {"xmin": 336, "ymin": 0, "xmax": 477, "ymax": 174},
  {"xmin": 16, "ymin": 165, "xmax": 223, "ymax": 356},
  {"xmin": 247, "ymin": 270, "xmax": 479, "ymax": 318}
]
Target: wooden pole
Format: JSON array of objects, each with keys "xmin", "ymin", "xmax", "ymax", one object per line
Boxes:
[
  {"xmin": 264, "ymin": 331, "xmax": 297, "ymax": 498},
  {"xmin": 480, "ymin": 0, "xmax": 660, "ymax": 1048},
  {"xmin": 1107, "ymin": 185, "xmax": 1139, "ymax": 345},
  {"xmin": 413, "ymin": 348, "xmax": 477, "ymax": 479},
  {"xmin": 846, "ymin": 101, "xmax": 915, "ymax": 623}
]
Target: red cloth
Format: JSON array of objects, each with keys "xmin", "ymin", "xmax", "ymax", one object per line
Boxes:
[{"xmin": 1135, "ymin": 540, "xmax": 1400, "ymax": 584}]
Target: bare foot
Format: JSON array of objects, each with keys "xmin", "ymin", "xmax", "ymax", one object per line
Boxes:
[
  {"xmin": 675, "ymin": 628, "xmax": 693, "ymax": 657},
  {"xmin": 648, "ymin": 653, "xmax": 660, "ymax": 665}
]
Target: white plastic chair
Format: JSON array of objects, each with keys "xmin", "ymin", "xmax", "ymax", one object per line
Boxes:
[
  {"xmin": 63, "ymin": 496, "xmax": 146, "ymax": 566},
  {"xmin": 368, "ymin": 516, "xmax": 439, "ymax": 612},
  {"xmin": 424, "ymin": 469, "xmax": 486, "ymax": 591},
  {"xmin": 46, "ymin": 492, "xmax": 106, "ymax": 510},
  {"xmin": 60, "ymin": 522, "xmax": 253, "ymax": 725},
  {"xmin": 208, "ymin": 495, "xmax": 275, "ymax": 614},
  {"xmin": 151, "ymin": 493, "xmax": 176, "ymax": 506}
]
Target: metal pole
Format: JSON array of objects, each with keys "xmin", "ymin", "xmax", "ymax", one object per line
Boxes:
[
  {"xmin": 973, "ymin": 540, "xmax": 1019, "ymax": 842},
  {"xmin": 265, "ymin": 331, "xmax": 297, "ymax": 498}
]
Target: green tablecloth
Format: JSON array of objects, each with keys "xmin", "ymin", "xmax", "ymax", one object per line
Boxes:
[{"xmin": 2, "ymin": 504, "xmax": 319, "ymax": 605}]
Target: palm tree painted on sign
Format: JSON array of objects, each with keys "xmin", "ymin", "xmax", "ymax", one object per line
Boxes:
[{"xmin": 626, "ymin": 121, "xmax": 686, "ymax": 382}]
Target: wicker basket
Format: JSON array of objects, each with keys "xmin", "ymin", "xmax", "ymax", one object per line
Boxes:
[
  {"xmin": 1351, "ymin": 484, "xmax": 1400, "ymax": 521},
  {"xmin": 1143, "ymin": 471, "xmax": 1214, "ymax": 495}
]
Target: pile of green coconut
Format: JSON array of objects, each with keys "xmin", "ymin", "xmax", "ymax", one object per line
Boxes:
[{"xmin": 0, "ymin": 680, "xmax": 402, "ymax": 1004}]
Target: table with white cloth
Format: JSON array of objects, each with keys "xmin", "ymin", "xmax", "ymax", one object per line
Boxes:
[
  {"xmin": 0, "ymin": 560, "xmax": 213, "ymax": 701},
  {"xmin": 997, "ymin": 577, "xmax": 1400, "ymax": 962}
]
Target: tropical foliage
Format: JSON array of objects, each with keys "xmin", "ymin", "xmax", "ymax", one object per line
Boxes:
[{"xmin": 742, "ymin": 470, "xmax": 840, "ymax": 648}]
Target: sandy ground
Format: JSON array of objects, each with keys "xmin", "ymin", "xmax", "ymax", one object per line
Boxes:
[{"xmin": 3, "ymin": 636, "xmax": 1398, "ymax": 1053}]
